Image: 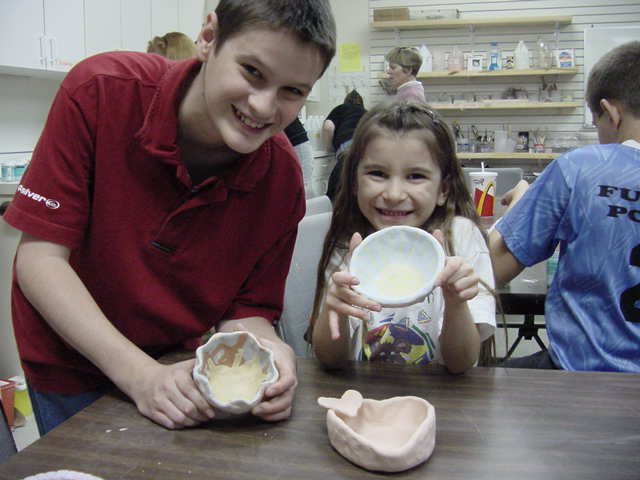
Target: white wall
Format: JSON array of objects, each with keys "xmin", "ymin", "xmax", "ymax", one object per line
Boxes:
[
  {"xmin": 306, "ymin": 0, "xmax": 370, "ymax": 117},
  {"xmin": 0, "ymin": 74, "xmax": 61, "ymax": 153}
]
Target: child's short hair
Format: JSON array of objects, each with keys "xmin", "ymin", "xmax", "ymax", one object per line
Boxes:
[
  {"xmin": 385, "ymin": 47, "xmax": 423, "ymax": 76},
  {"xmin": 214, "ymin": 0, "xmax": 336, "ymax": 74},
  {"xmin": 147, "ymin": 32, "xmax": 197, "ymax": 60},
  {"xmin": 586, "ymin": 41, "xmax": 640, "ymax": 118}
]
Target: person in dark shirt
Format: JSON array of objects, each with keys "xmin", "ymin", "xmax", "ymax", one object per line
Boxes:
[
  {"xmin": 283, "ymin": 117, "xmax": 313, "ymax": 197},
  {"xmin": 322, "ymin": 90, "xmax": 366, "ymax": 200}
]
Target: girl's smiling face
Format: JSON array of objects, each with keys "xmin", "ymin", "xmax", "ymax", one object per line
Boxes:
[{"xmin": 356, "ymin": 132, "xmax": 448, "ymax": 231}]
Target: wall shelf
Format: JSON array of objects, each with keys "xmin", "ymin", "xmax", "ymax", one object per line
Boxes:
[
  {"xmin": 431, "ymin": 101, "xmax": 581, "ymax": 111},
  {"xmin": 416, "ymin": 67, "xmax": 578, "ymax": 79},
  {"xmin": 372, "ymin": 15, "xmax": 573, "ymax": 30},
  {"xmin": 457, "ymin": 152, "xmax": 558, "ymax": 161}
]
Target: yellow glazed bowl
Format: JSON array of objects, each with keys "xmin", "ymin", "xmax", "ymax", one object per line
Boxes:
[{"xmin": 193, "ymin": 332, "xmax": 278, "ymax": 415}]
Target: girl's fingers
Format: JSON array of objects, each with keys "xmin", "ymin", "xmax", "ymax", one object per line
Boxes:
[
  {"xmin": 332, "ymin": 270, "xmax": 359, "ymax": 287},
  {"xmin": 349, "ymin": 232, "xmax": 363, "ymax": 255},
  {"xmin": 329, "ymin": 309, "xmax": 341, "ymax": 340}
]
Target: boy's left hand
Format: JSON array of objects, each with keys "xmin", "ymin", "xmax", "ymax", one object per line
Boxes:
[
  {"xmin": 432, "ymin": 230, "xmax": 479, "ymax": 304},
  {"xmin": 250, "ymin": 337, "xmax": 297, "ymax": 421}
]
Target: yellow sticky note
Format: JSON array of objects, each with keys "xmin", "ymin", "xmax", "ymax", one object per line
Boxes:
[
  {"xmin": 339, "ymin": 42, "xmax": 362, "ymax": 72},
  {"xmin": 15, "ymin": 388, "xmax": 33, "ymax": 416}
]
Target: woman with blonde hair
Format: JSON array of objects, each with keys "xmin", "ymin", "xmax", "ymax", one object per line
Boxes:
[{"xmin": 385, "ymin": 46, "xmax": 425, "ymax": 102}]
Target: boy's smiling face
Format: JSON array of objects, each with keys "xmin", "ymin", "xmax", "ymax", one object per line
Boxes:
[{"xmin": 194, "ymin": 23, "xmax": 325, "ymax": 154}]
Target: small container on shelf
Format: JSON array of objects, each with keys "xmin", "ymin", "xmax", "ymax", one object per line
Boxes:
[
  {"xmin": 14, "ymin": 160, "xmax": 28, "ymax": 181},
  {"xmin": 488, "ymin": 42, "xmax": 501, "ymax": 71},
  {"xmin": 1, "ymin": 160, "xmax": 14, "ymax": 182}
]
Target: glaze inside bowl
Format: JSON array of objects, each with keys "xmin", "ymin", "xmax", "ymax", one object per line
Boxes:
[
  {"xmin": 193, "ymin": 332, "xmax": 278, "ymax": 415},
  {"xmin": 350, "ymin": 226, "xmax": 445, "ymax": 307}
]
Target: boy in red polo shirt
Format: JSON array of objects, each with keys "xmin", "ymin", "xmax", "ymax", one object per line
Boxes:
[{"xmin": 4, "ymin": 0, "xmax": 335, "ymax": 435}]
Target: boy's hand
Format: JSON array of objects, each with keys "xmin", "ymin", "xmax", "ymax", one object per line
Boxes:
[
  {"xmin": 432, "ymin": 230, "xmax": 479, "ymax": 305},
  {"xmin": 130, "ymin": 359, "xmax": 215, "ymax": 429},
  {"xmin": 251, "ymin": 337, "xmax": 297, "ymax": 421},
  {"xmin": 501, "ymin": 179, "xmax": 529, "ymax": 212},
  {"xmin": 325, "ymin": 233, "xmax": 381, "ymax": 340}
]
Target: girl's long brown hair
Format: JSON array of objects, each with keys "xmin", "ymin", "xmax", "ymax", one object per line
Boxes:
[{"xmin": 308, "ymin": 100, "xmax": 487, "ymax": 338}]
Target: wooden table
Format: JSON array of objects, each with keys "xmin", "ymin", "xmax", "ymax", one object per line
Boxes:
[{"xmin": 2, "ymin": 356, "xmax": 639, "ymax": 480}]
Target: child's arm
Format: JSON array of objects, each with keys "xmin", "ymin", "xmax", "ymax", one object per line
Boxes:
[
  {"xmin": 431, "ymin": 229, "xmax": 481, "ymax": 373},
  {"xmin": 311, "ymin": 233, "xmax": 381, "ymax": 369},
  {"xmin": 322, "ymin": 119, "xmax": 335, "ymax": 152},
  {"xmin": 437, "ymin": 256, "xmax": 482, "ymax": 374},
  {"xmin": 15, "ymin": 233, "xmax": 215, "ymax": 429}
]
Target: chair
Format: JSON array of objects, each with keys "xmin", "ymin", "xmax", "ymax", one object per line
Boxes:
[
  {"xmin": 278, "ymin": 211, "xmax": 332, "ymax": 356},
  {"xmin": 305, "ymin": 195, "xmax": 331, "ymax": 216},
  {"xmin": 0, "ymin": 401, "xmax": 17, "ymax": 462},
  {"xmin": 462, "ymin": 167, "xmax": 524, "ymax": 198}
]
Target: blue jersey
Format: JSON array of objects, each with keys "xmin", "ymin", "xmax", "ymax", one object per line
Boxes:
[{"xmin": 498, "ymin": 143, "xmax": 640, "ymax": 372}]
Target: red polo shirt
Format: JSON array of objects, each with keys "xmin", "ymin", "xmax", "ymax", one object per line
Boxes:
[{"xmin": 5, "ymin": 52, "xmax": 305, "ymax": 394}]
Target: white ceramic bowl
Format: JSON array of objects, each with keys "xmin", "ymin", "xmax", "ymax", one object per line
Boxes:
[
  {"xmin": 350, "ymin": 226, "xmax": 445, "ymax": 307},
  {"xmin": 22, "ymin": 472, "xmax": 103, "ymax": 480},
  {"xmin": 193, "ymin": 331, "xmax": 278, "ymax": 415}
]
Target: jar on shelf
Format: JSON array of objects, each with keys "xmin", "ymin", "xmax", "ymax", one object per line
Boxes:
[{"xmin": 1, "ymin": 160, "xmax": 15, "ymax": 182}]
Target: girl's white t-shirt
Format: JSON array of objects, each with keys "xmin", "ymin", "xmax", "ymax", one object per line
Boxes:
[{"xmin": 326, "ymin": 217, "xmax": 496, "ymax": 365}]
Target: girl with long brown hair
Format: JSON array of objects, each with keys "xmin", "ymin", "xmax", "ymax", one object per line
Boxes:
[{"xmin": 309, "ymin": 101, "xmax": 495, "ymax": 373}]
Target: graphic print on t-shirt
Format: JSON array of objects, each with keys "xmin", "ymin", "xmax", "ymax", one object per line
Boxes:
[{"xmin": 362, "ymin": 311, "xmax": 436, "ymax": 364}]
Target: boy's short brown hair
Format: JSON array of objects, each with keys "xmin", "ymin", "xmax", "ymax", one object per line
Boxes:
[
  {"xmin": 215, "ymin": 0, "xmax": 336, "ymax": 74},
  {"xmin": 385, "ymin": 47, "xmax": 423, "ymax": 76},
  {"xmin": 586, "ymin": 41, "xmax": 640, "ymax": 118}
]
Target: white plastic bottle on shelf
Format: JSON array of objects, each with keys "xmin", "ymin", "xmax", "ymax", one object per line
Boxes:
[
  {"xmin": 514, "ymin": 40, "xmax": 530, "ymax": 70},
  {"xmin": 488, "ymin": 42, "xmax": 501, "ymax": 71},
  {"xmin": 535, "ymin": 37, "xmax": 552, "ymax": 69},
  {"xmin": 418, "ymin": 44, "xmax": 433, "ymax": 72}
]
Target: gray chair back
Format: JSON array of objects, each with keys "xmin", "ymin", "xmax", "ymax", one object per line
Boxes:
[
  {"xmin": 305, "ymin": 195, "xmax": 331, "ymax": 216},
  {"xmin": 278, "ymin": 211, "xmax": 332, "ymax": 356}
]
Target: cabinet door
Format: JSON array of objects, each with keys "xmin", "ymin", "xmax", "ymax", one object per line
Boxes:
[
  {"xmin": 85, "ymin": 0, "xmax": 122, "ymax": 57},
  {"xmin": 178, "ymin": 0, "xmax": 205, "ymax": 42},
  {"xmin": 151, "ymin": 0, "xmax": 179, "ymax": 38},
  {"xmin": 122, "ymin": 0, "xmax": 152, "ymax": 53},
  {"xmin": 0, "ymin": 0, "xmax": 45, "ymax": 70},
  {"xmin": 43, "ymin": 0, "xmax": 85, "ymax": 71}
]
